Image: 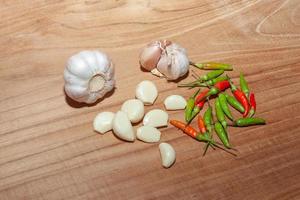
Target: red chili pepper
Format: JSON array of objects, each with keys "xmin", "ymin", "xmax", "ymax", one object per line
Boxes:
[
  {"xmin": 195, "ymin": 89, "xmax": 209, "ymax": 104},
  {"xmin": 228, "ymin": 79, "xmax": 249, "ymax": 117},
  {"xmin": 195, "ymin": 81, "xmax": 230, "ymax": 104},
  {"xmin": 249, "ymin": 93, "xmax": 256, "ymax": 110},
  {"xmin": 188, "ymin": 100, "xmax": 205, "ymax": 123},
  {"xmin": 197, "ymin": 115, "xmax": 207, "ymax": 134},
  {"xmin": 249, "ymin": 93, "xmax": 256, "ymax": 117},
  {"xmin": 196, "ymin": 100, "xmax": 205, "ymax": 109},
  {"xmin": 214, "ymin": 80, "xmax": 230, "ymax": 91}
]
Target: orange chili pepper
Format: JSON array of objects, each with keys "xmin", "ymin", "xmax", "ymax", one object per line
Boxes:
[
  {"xmin": 170, "ymin": 119, "xmax": 198, "ymax": 138},
  {"xmin": 197, "ymin": 115, "xmax": 207, "ymax": 134}
]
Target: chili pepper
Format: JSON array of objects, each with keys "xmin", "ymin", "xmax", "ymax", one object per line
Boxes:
[
  {"xmin": 195, "ymin": 80, "xmax": 230, "ymax": 103},
  {"xmin": 199, "ymin": 70, "xmax": 224, "ymax": 82},
  {"xmin": 228, "ymin": 78, "xmax": 249, "ymax": 117},
  {"xmin": 178, "ymin": 76, "xmax": 228, "ymax": 88},
  {"xmin": 239, "ymin": 73, "xmax": 250, "ymax": 98},
  {"xmin": 214, "ymin": 80, "xmax": 231, "ymax": 91},
  {"xmin": 195, "ymin": 89, "xmax": 209, "ymax": 104},
  {"xmin": 170, "ymin": 120, "xmax": 214, "ymax": 143},
  {"xmin": 225, "ymin": 94, "xmax": 245, "ymax": 113},
  {"xmin": 215, "ymin": 97, "xmax": 227, "ymax": 129},
  {"xmin": 248, "ymin": 93, "xmax": 256, "ymax": 117},
  {"xmin": 188, "ymin": 100, "xmax": 205, "ymax": 123},
  {"xmin": 218, "ymin": 93, "xmax": 234, "ymax": 121},
  {"xmin": 185, "ymin": 89, "xmax": 200, "ymax": 122},
  {"xmin": 170, "ymin": 119, "xmax": 197, "ymax": 138},
  {"xmin": 214, "ymin": 122, "xmax": 231, "ymax": 148},
  {"xmin": 203, "ymin": 106, "xmax": 213, "ymax": 133},
  {"xmin": 233, "ymin": 118, "xmax": 265, "ymax": 127},
  {"xmin": 197, "ymin": 115, "xmax": 207, "ymax": 134},
  {"xmin": 191, "ymin": 62, "xmax": 233, "ymax": 71}
]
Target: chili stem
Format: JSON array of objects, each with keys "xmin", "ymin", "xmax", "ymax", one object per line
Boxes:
[
  {"xmin": 203, "ymin": 143, "xmax": 210, "ymax": 156},
  {"xmin": 211, "ymin": 143, "xmax": 237, "ymax": 156}
]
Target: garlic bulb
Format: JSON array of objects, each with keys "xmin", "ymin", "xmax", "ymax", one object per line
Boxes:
[
  {"xmin": 139, "ymin": 40, "xmax": 189, "ymax": 80},
  {"xmin": 64, "ymin": 50, "xmax": 115, "ymax": 104}
]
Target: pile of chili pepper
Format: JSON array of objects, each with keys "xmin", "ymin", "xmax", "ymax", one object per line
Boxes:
[{"xmin": 173, "ymin": 63, "xmax": 266, "ymax": 156}]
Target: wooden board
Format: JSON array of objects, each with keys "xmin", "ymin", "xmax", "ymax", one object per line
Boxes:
[{"xmin": 1, "ymin": 0, "xmax": 300, "ymax": 199}]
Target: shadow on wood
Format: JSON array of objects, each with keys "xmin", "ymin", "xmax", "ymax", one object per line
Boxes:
[{"xmin": 64, "ymin": 87, "xmax": 116, "ymax": 108}]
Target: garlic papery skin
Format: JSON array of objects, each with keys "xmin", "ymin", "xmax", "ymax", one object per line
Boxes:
[
  {"xmin": 157, "ymin": 43, "xmax": 189, "ymax": 80},
  {"xmin": 139, "ymin": 40, "xmax": 189, "ymax": 81},
  {"xmin": 64, "ymin": 50, "xmax": 115, "ymax": 104}
]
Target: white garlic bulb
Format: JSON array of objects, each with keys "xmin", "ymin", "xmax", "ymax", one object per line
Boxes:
[
  {"xmin": 139, "ymin": 40, "xmax": 189, "ymax": 80},
  {"xmin": 64, "ymin": 50, "xmax": 115, "ymax": 104}
]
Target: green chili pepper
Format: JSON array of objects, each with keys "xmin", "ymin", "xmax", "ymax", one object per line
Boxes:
[
  {"xmin": 192, "ymin": 62, "xmax": 233, "ymax": 71},
  {"xmin": 185, "ymin": 89, "xmax": 200, "ymax": 122},
  {"xmin": 239, "ymin": 73, "xmax": 250, "ymax": 98},
  {"xmin": 234, "ymin": 118, "xmax": 266, "ymax": 127},
  {"xmin": 204, "ymin": 76, "xmax": 228, "ymax": 86},
  {"xmin": 189, "ymin": 106, "xmax": 201, "ymax": 123},
  {"xmin": 185, "ymin": 99, "xmax": 194, "ymax": 122},
  {"xmin": 225, "ymin": 94, "xmax": 245, "ymax": 113},
  {"xmin": 200, "ymin": 70, "xmax": 224, "ymax": 82},
  {"xmin": 218, "ymin": 93, "xmax": 234, "ymax": 121},
  {"xmin": 178, "ymin": 76, "xmax": 228, "ymax": 88},
  {"xmin": 203, "ymin": 107, "xmax": 213, "ymax": 133},
  {"xmin": 215, "ymin": 97, "xmax": 227, "ymax": 129},
  {"xmin": 214, "ymin": 122, "xmax": 231, "ymax": 148}
]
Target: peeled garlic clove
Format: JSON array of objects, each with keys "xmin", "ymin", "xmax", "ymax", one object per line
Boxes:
[
  {"xmin": 159, "ymin": 143, "xmax": 176, "ymax": 168},
  {"xmin": 164, "ymin": 95, "xmax": 187, "ymax": 110},
  {"xmin": 121, "ymin": 99, "xmax": 144, "ymax": 123},
  {"xmin": 136, "ymin": 126, "xmax": 161, "ymax": 143},
  {"xmin": 113, "ymin": 111, "xmax": 135, "ymax": 142},
  {"xmin": 135, "ymin": 80, "xmax": 158, "ymax": 105},
  {"xmin": 143, "ymin": 109, "xmax": 168, "ymax": 128},
  {"xmin": 93, "ymin": 112, "xmax": 115, "ymax": 134}
]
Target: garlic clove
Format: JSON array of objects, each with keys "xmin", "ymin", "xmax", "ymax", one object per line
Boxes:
[
  {"xmin": 164, "ymin": 95, "xmax": 187, "ymax": 110},
  {"xmin": 64, "ymin": 84, "xmax": 88, "ymax": 100},
  {"xmin": 67, "ymin": 54, "xmax": 94, "ymax": 80},
  {"xmin": 156, "ymin": 51, "xmax": 171, "ymax": 78},
  {"xmin": 135, "ymin": 80, "xmax": 158, "ymax": 105},
  {"xmin": 93, "ymin": 112, "xmax": 115, "ymax": 134},
  {"xmin": 156, "ymin": 43, "xmax": 189, "ymax": 80},
  {"xmin": 136, "ymin": 126, "xmax": 161, "ymax": 143},
  {"xmin": 159, "ymin": 143, "xmax": 176, "ymax": 168},
  {"xmin": 121, "ymin": 99, "xmax": 144, "ymax": 123},
  {"xmin": 139, "ymin": 41, "xmax": 162, "ymax": 71},
  {"xmin": 94, "ymin": 51, "xmax": 110, "ymax": 73},
  {"xmin": 143, "ymin": 109, "xmax": 168, "ymax": 128},
  {"xmin": 113, "ymin": 111, "xmax": 135, "ymax": 142}
]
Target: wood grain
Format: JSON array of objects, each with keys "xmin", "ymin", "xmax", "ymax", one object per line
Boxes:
[{"xmin": 1, "ymin": 0, "xmax": 300, "ymax": 199}]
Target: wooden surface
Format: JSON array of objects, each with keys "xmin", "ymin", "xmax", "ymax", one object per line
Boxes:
[{"xmin": 1, "ymin": 0, "xmax": 300, "ymax": 199}]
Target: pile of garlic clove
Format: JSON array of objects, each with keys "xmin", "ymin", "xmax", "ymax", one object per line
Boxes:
[{"xmin": 93, "ymin": 80, "xmax": 187, "ymax": 168}]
